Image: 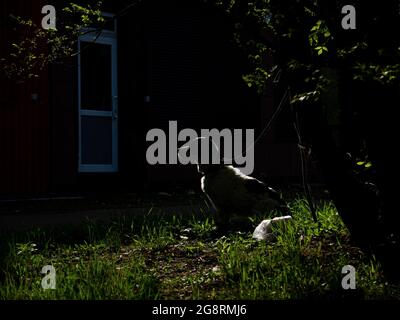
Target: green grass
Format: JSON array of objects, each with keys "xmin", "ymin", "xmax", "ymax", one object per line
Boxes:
[{"xmin": 1, "ymin": 198, "xmax": 399, "ymax": 300}]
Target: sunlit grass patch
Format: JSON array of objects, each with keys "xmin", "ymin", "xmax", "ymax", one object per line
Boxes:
[{"xmin": 0, "ymin": 198, "xmax": 398, "ymax": 300}]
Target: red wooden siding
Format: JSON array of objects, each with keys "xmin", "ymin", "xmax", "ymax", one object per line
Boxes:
[{"xmin": 0, "ymin": 0, "xmax": 50, "ymax": 195}]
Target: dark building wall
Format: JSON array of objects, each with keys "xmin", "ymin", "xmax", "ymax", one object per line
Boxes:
[
  {"xmin": 0, "ymin": 0, "xmax": 50, "ymax": 196},
  {"xmin": 1, "ymin": 0, "xmax": 304, "ymax": 196},
  {"xmin": 119, "ymin": 0, "xmax": 263, "ymax": 187},
  {"xmin": 138, "ymin": 1, "xmax": 302, "ymax": 186},
  {"xmin": 48, "ymin": 58, "xmax": 78, "ymax": 191}
]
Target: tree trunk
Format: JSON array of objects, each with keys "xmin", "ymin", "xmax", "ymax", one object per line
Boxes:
[{"xmin": 298, "ymin": 83, "xmax": 400, "ymax": 281}]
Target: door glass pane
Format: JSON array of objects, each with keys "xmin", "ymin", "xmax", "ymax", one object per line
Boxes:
[
  {"xmin": 80, "ymin": 42, "xmax": 112, "ymax": 111},
  {"xmin": 81, "ymin": 116, "xmax": 113, "ymax": 164}
]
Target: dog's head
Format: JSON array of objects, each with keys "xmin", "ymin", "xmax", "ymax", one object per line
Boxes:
[{"xmin": 197, "ymin": 163, "xmax": 224, "ymax": 175}]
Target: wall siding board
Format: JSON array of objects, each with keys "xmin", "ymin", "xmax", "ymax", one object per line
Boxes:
[{"xmin": 0, "ymin": 0, "xmax": 50, "ymax": 195}]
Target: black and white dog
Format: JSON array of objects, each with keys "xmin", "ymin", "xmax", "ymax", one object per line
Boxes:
[{"xmin": 198, "ymin": 163, "xmax": 290, "ymax": 230}]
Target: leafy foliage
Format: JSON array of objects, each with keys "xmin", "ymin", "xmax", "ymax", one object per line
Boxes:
[
  {"xmin": 0, "ymin": 2, "xmax": 105, "ymax": 81},
  {"xmin": 213, "ymin": 0, "xmax": 400, "ymax": 101}
]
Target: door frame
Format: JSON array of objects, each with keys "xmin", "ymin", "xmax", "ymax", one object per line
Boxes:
[{"xmin": 77, "ymin": 25, "xmax": 119, "ymax": 173}]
